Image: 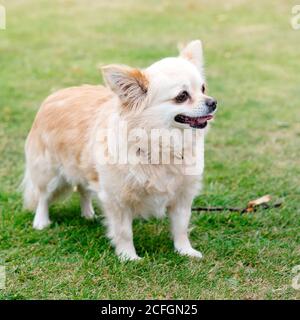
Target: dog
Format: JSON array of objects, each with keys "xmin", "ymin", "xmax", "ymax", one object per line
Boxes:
[{"xmin": 22, "ymin": 40, "xmax": 217, "ymax": 260}]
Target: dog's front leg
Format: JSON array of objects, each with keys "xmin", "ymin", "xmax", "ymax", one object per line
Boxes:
[
  {"xmin": 101, "ymin": 198, "xmax": 140, "ymax": 261},
  {"xmin": 168, "ymin": 202, "xmax": 202, "ymax": 259}
]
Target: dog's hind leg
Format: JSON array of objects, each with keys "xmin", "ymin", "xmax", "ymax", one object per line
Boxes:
[
  {"xmin": 23, "ymin": 161, "xmax": 54, "ymax": 230},
  {"xmin": 33, "ymin": 191, "xmax": 51, "ymax": 230},
  {"xmin": 32, "ymin": 176, "xmax": 61, "ymax": 230},
  {"xmin": 29, "ymin": 165, "xmax": 69, "ymax": 230},
  {"xmin": 78, "ymin": 185, "xmax": 95, "ymax": 220}
]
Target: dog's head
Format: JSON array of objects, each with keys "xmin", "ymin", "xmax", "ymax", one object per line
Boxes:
[{"xmin": 102, "ymin": 40, "xmax": 217, "ymax": 129}]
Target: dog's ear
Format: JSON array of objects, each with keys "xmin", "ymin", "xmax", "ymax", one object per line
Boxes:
[
  {"xmin": 101, "ymin": 64, "xmax": 148, "ymax": 109},
  {"xmin": 179, "ymin": 40, "xmax": 204, "ymax": 72}
]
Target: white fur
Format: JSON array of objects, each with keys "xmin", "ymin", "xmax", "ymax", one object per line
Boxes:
[{"xmin": 22, "ymin": 40, "xmax": 217, "ymax": 260}]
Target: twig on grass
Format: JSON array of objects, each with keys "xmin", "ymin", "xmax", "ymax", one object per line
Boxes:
[{"xmin": 192, "ymin": 195, "xmax": 283, "ymax": 214}]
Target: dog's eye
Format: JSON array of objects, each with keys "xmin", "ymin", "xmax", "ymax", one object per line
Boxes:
[
  {"xmin": 201, "ymin": 84, "xmax": 206, "ymax": 93},
  {"xmin": 175, "ymin": 91, "xmax": 189, "ymax": 103}
]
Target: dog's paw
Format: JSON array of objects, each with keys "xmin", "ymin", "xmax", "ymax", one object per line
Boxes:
[
  {"xmin": 81, "ymin": 207, "xmax": 95, "ymax": 220},
  {"xmin": 117, "ymin": 251, "xmax": 142, "ymax": 262},
  {"xmin": 120, "ymin": 255, "xmax": 142, "ymax": 262},
  {"xmin": 176, "ymin": 247, "xmax": 203, "ymax": 259},
  {"xmin": 33, "ymin": 218, "xmax": 51, "ymax": 230}
]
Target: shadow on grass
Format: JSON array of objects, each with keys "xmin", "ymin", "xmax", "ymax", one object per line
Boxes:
[{"xmin": 29, "ymin": 198, "xmax": 176, "ymax": 260}]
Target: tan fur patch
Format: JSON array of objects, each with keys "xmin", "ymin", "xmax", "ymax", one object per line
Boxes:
[
  {"xmin": 26, "ymin": 85, "xmax": 113, "ymax": 187},
  {"xmin": 129, "ymin": 69, "xmax": 148, "ymax": 94}
]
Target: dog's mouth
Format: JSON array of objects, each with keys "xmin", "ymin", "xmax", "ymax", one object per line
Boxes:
[{"xmin": 174, "ymin": 114, "xmax": 213, "ymax": 129}]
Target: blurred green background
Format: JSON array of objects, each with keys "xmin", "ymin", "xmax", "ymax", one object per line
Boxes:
[{"xmin": 0, "ymin": 0, "xmax": 299, "ymax": 299}]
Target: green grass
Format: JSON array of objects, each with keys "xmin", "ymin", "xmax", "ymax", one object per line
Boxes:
[{"xmin": 0, "ymin": 0, "xmax": 299, "ymax": 299}]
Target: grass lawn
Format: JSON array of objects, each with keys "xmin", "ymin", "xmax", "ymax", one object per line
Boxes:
[{"xmin": 0, "ymin": 0, "xmax": 299, "ymax": 299}]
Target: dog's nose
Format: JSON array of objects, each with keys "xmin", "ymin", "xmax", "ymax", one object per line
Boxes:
[{"xmin": 205, "ymin": 98, "xmax": 217, "ymax": 112}]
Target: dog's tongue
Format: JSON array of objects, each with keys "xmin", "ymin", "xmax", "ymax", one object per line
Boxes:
[
  {"xmin": 175, "ymin": 114, "xmax": 213, "ymax": 125},
  {"xmin": 190, "ymin": 115, "xmax": 213, "ymax": 126}
]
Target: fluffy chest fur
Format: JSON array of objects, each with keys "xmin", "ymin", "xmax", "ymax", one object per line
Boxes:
[{"xmin": 96, "ymin": 162, "xmax": 203, "ymax": 219}]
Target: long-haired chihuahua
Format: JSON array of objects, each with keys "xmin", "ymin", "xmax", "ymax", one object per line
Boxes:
[{"xmin": 22, "ymin": 40, "xmax": 217, "ymax": 260}]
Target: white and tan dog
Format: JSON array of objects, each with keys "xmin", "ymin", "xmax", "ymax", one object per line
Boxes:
[{"xmin": 22, "ymin": 40, "xmax": 217, "ymax": 260}]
